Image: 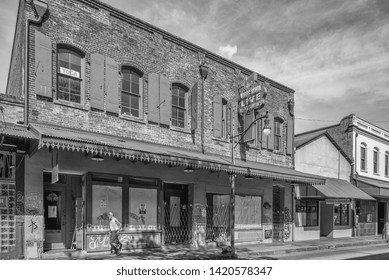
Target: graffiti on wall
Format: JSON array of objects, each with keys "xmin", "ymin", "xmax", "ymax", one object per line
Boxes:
[
  {"xmin": 25, "ymin": 192, "xmax": 42, "ymax": 216},
  {"xmin": 87, "ymin": 233, "xmax": 160, "ymax": 251},
  {"xmin": 283, "ymin": 207, "xmax": 291, "ymax": 241}
]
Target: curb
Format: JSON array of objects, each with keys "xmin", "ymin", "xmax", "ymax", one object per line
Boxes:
[{"xmin": 240, "ymin": 239, "xmax": 389, "ymax": 257}]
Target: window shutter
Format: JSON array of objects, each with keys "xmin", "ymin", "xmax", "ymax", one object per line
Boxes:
[
  {"xmin": 148, "ymin": 73, "xmax": 160, "ymax": 123},
  {"xmin": 231, "ymin": 101, "xmax": 239, "ymax": 138},
  {"xmin": 261, "ymin": 117, "xmax": 268, "ymax": 149},
  {"xmin": 105, "ymin": 56, "xmax": 119, "ymax": 114},
  {"xmin": 191, "ymin": 82, "xmax": 198, "ymax": 131},
  {"xmin": 35, "ymin": 31, "xmax": 52, "ymax": 98},
  {"xmin": 159, "ymin": 75, "xmax": 171, "ymax": 126},
  {"xmin": 213, "ymin": 96, "xmax": 222, "ymax": 138},
  {"xmin": 287, "ymin": 117, "xmax": 294, "ymax": 155},
  {"xmin": 268, "ymin": 113, "xmax": 275, "ymax": 151},
  {"xmin": 243, "ymin": 110, "xmax": 255, "ymax": 143},
  {"xmin": 90, "ymin": 53, "xmax": 105, "ymax": 110}
]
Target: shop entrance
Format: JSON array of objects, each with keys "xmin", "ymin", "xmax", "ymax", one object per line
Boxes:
[
  {"xmin": 163, "ymin": 183, "xmax": 190, "ymax": 245},
  {"xmin": 272, "ymin": 186, "xmax": 285, "ymax": 242},
  {"xmin": 378, "ymin": 202, "xmax": 386, "ymax": 234},
  {"xmin": 43, "ymin": 173, "xmax": 82, "ymax": 251}
]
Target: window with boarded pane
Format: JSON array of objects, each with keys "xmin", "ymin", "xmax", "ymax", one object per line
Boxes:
[
  {"xmin": 121, "ymin": 68, "xmax": 142, "ymax": 118},
  {"xmin": 57, "ymin": 48, "xmax": 83, "ymax": 103},
  {"xmin": 274, "ymin": 119, "xmax": 283, "ymax": 151},
  {"xmin": 360, "ymin": 145, "xmax": 366, "ymax": 171},
  {"xmin": 172, "ymin": 84, "xmax": 187, "ymax": 128},
  {"xmin": 334, "ymin": 203, "xmax": 349, "ymax": 226}
]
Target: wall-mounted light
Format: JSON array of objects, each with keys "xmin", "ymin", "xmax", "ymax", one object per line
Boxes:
[
  {"xmin": 91, "ymin": 154, "xmax": 104, "ymax": 162},
  {"xmin": 263, "ymin": 202, "xmax": 272, "ymax": 209},
  {"xmin": 244, "ymin": 174, "xmax": 254, "ymax": 180},
  {"xmin": 184, "ymin": 166, "xmax": 194, "ymax": 173},
  {"xmin": 288, "ymin": 99, "xmax": 295, "ymax": 116},
  {"xmin": 263, "ymin": 118, "xmax": 271, "ymax": 136}
]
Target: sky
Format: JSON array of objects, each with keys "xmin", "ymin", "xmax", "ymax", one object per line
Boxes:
[{"xmin": 1, "ymin": 0, "xmax": 388, "ymax": 133}]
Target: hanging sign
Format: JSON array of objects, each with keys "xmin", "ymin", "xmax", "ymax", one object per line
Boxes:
[
  {"xmin": 48, "ymin": 205, "xmax": 57, "ymax": 218},
  {"xmin": 238, "ymin": 78, "xmax": 270, "ymax": 115},
  {"xmin": 51, "ymin": 148, "xmax": 59, "ymax": 184}
]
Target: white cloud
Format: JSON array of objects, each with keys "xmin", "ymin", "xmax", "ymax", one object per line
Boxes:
[{"xmin": 219, "ymin": 44, "xmax": 237, "ymax": 59}]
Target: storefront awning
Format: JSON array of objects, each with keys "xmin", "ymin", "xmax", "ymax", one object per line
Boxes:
[
  {"xmin": 312, "ymin": 178, "xmax": 375, "ymax": 200},
  {"xmin": 29, "ymin": 122, "xmax": 324, "ymax": 185},
  {"xmin": 357, "ymin": 177, "xmax": 389, "ymax": 198},
  {"xmin": 0, "ymin": 123, "xmax": 38, "ymax": 140}
]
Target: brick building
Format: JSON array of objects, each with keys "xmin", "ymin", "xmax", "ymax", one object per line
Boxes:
[{"xmin": 1, "ymin": 0, "xmax": 323, "ymax": 259}]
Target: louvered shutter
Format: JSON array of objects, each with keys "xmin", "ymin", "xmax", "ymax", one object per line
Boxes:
[
  {"xmin": 243, "ymin": 110, "xmax": 255, "ymax": 143},
  {"xmin": 148, "ymin": 73, "xmax": 160, "ymax": 123},
  {"xmin": 35, "ymin": 31, "xmax": 52, "ymax": 98},
  {"xmin": 268, "ymin": 113, "xmax": 275, "ymax": 150},
  {"xmin": 90, "ymin": 53, "xmax": 104, "ymax": 110},
  {"xmin": 231, "ymin": 101, "xmax": 239, "ymax": 138},
  {"xmin": 105, "ymin": 57, "xmax": 119, "ymax": 114},
  {"xmin": 159, "ymin": 75, "xmax": 171, "ymax": 126},
  {"xmin": 191, "ymin": 82, "xmax": 198, "ymax": 131},
  {"xmin": 213, "ymin": 96, "xmax": 222, "ymax": 138},
  {"xmin": 261, "ymin": 117, "xmax": 268, "ymax": 149},
  {"xmin": 287, "ymin": 117, "xmax": 294, "ymax": 155}
]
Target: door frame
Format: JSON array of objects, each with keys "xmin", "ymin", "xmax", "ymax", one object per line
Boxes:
[{"xmin": 378, "ymin": 202, "xmax": 386, "ymax": 235}]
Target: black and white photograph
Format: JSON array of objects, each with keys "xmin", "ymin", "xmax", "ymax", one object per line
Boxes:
[{"xmin": 0, "ymin": 0, "xmax": 389, "ymax": 278}]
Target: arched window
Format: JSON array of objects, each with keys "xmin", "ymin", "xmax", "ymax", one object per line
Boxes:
[
  {"xmin": 121, "ymin": 67, "xmax": 143, "ymax": 118},
  {"xmin": 57, "ymin": 47, "xmax": 84, "ymax": 103},
  {"xmin": 385, "ymin": 152, "xmax": 389, "ymax": 177},
  {"xmin": 360, "ymin": 143, "xmax": 367, "ymax": 171},
  {"xmin": 373, "ymin": 147, "xmax": 379, "ymax": 174},
  {"xmin": 274, "ymin": 118, "xmax": 284, "ymax": 151},
  {"xmin": 171, "ymin": 84, "xmax": 188, "ymax": 128}
]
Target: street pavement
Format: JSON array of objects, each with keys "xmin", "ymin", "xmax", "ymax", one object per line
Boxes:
[{"xmin": 42, "ymin": 235, "xmax": 388, "ymax": 260}]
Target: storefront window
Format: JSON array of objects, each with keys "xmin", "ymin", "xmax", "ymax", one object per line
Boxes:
[
  {"xmin": 92, "ymin": 185, "xmax": 122, "ymax": 230},
  {"xmin": 128, "ymin": 188, "xmax": 158, "ymax": 230},
  {"xmin": 334, "ymin": 203, "xmax": 349, "ymax": 226},
  {"xmin": 0, "ymin": 183, "xmax": 16, "ymax": 253},
  {"xmin": 295, "ymin": 199, "xmax": 319, "ymax": 227}
]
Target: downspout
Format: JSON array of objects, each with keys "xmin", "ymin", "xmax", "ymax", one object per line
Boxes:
[
  {"xmin": 24, "ymin": 0, "xmax": 47, "ymax": 125},
  {"xmin": 199, "ymin": 64, "xmax": 208, "ymax": 154}
]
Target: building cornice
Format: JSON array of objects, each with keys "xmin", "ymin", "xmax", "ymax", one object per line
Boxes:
[{"xmin": 77, "ymin": 0, "xmax": 294, "ymax": 94}]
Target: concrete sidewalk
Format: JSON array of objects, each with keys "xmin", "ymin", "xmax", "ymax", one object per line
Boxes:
[{"xmin": 43, "ymin": 235, "xmax": 389, "ymax": 260}]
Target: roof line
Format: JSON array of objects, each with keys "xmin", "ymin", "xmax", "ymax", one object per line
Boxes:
[
  {"xmin": 295, "ymin": 123, "xmax": 339, "ymax": 137},
  {"xmin": 77, "ymin": 0, "xmax": 294, "ymax": 93}
]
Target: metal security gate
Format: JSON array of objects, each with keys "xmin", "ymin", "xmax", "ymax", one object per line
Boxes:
[
  {"xmin": 205, "ymin": 194, "xmax": 230, "ymax": 243},
  {"xmin": 163, "ymin": 184, "xmax": 192, "ymax": 245},
  {"xmin": 273, "ymin": 186, "xmax": 285, "ymax": 242}
]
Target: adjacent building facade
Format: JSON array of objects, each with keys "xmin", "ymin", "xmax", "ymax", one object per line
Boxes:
[
  {"xmin": 294, "ymin": 131, "xmax": 375, "ymax": 241},
  {"xmin": 294, "ymin": 115, "xmax": 389, "ymax": 240},
  {"xmin": 0, "ymin": 0, "xmax": 323, "ymax": 259}
]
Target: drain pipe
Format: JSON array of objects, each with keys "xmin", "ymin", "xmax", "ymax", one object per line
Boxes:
[{"xmin": 24, "ymin": 0, "xmax": 48, "ymax": 125}]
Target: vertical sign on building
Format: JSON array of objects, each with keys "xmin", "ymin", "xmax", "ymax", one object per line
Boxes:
[{"xmin": 51, "ymin": 149, "xmax": 59, "ymax": 184}]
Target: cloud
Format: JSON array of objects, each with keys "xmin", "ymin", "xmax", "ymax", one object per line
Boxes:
[{"xmin": 219, "ymin": 44, "xmax": 237, "ymax": 59}]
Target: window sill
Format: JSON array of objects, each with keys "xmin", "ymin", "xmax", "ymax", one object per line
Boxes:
[
  {"xmin": 170, "ymin": 126, "xmax": 192, "ymax": 135},
  {"xmin": 119, "ymin": 114, "xmax": 146, "ymax": 125},
  {"xmin": 212, "ymin": 137, "xmax": 230, "ymax": 144},
  {"xmin": 360, "ymin": 169, "xmax": 368, "ymax": 173},
  {"xmin": 53, "ymin": 99, "xmax": 88, "ymax": 111},
  {"xmin": 295, "ymin": 226, "xmax": 319, "ymax": 231},
  {"xmin": 247, "ymin": 145, "xmax": 262, "ymax": 151},
  {"xmin": 373, "ymin": 173, "xmax": 380, "ymax": 176},
  {"xmin": 334, "ymin": 225, "xmax": 351, "ymax": 229}
]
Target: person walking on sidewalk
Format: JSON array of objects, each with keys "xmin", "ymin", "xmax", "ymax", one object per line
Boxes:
[{"xmin": 108, "ymin": 212, "xmax": 122, "ymax": 256}]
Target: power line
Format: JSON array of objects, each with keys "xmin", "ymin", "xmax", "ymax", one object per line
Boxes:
[{"xmin": 295, "ymin": 117, "xmax": 389, "ymax": 123}]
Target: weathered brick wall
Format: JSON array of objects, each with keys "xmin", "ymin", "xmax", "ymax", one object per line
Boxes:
[
  {"xmin": 327, "ymin": 115, "xmax": 354, "ymax": 160},
  {"xmin": 6, "ymin": 0, "xmax": 25, "ymax": 99},
  {"xmin": 24, "ymin": 0, "xmax": 293, "ymax": 167},
  {"xmin": 0, "ymin": 94, "xmax": 24, "ymax": 124}
]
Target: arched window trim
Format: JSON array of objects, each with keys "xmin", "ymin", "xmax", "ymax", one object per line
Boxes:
[
  {"xmin": 171, "ymin": 83, "xmax": 189, "ymax": 129},
  {"xmin": 56, "ymin": 45, "xmax": 85, "ymax": 104},
  {"xmin": 120, "ymin": 65, "xmax": 144, "ymax": 119}
]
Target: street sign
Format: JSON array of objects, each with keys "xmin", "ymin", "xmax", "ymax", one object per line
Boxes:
[{"xmin": 325, "ymin": 198, "xmax": 350, "ymax": 204}]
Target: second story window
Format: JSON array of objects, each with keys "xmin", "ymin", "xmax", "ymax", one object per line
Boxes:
[
  {"xmin": 360, "ymin": 144, "xmax": 366, "ymax": 171},
  {"xmin": 121, "ymin": 68, "xmax": 143, "ymax": 118},
  {"xmin": 172, "ymin": 84, "xmax": 187, "ymax": 128},
  {"xmin": 57, "ymin": 48, "xmax": 83, "ymax": 103},
  {"xmin": 385, "ymin": 152, "xmax": 389, "ymax": 176},
  {"xmin": 274, "ymin": 119, "xmax": 283, "ymax": 151},
  {"xmin": 373, "ymin": 148, "xmax": 379, "ymax": 174}
]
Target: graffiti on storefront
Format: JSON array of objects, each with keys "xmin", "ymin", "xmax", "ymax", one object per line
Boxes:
[
  {"xmin": 28, "ymin": 218, "xmax": 38, "ymax": 233},
  {"xmin": 87, "ymin": 233, "xmax": 160, "ymax": 251},
  {"xmin": 25, "ymin": 192, "xmax": 42, "ymax": 216},
  {"xmin": 283, "ymin": 207, "xmax": 291, "ymax": 240}
]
